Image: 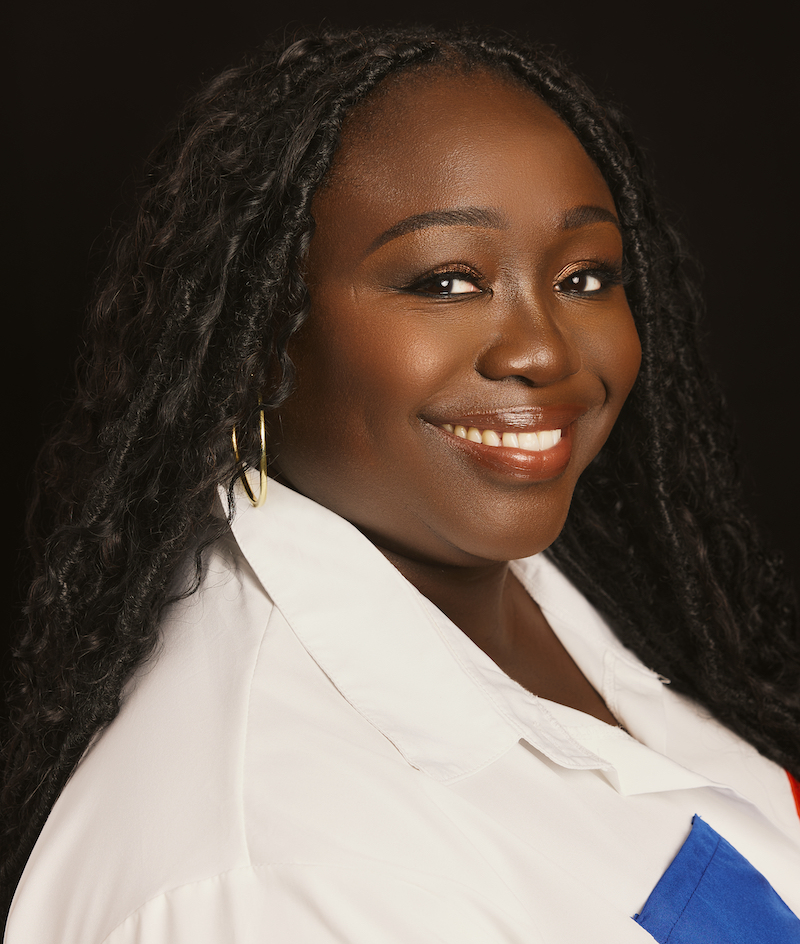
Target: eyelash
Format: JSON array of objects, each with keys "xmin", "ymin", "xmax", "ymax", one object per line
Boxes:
[
  {"xmin": 555, "ymin": 262, "xmax": 625, "ymax": 296},
  {"xmin": 406, "ymin": 264, "xmax": 485, "ymax": 298},
  {"xmin": 405, "ymin": 261, "xmax": 625, "ymax": 298}
]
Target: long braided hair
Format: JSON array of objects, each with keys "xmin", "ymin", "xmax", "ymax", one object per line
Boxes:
[{"xmin": 3, "ymin": 24, "xmax": 798, "ymax": 920}]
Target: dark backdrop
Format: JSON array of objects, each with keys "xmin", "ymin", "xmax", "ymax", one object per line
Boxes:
[{"xmin": 5, "ymin": 1, "xmax": 797, "ymax": 678}]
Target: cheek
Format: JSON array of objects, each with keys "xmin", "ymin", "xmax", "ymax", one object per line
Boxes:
[
  {"xmin": 308, "ymin": 311, "xmax": 460, "ymax": 420},
  {"xmin": 613, "ymin": 313, "xmax": 643, "ymax": 399},
  {"xmin": 278, "ymin": 308, "xmax": 451, "ymax": 460},
  {"xmin": 584, "ymin": 305, "xmax": 641, "ymax": 404}
]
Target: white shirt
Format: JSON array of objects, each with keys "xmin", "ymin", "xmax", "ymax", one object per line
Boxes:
[{"xmin": 6, "ymin": 479, "xmax": 800, "ymax": 943}]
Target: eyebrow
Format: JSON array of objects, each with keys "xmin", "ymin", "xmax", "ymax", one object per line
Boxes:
[
  {"xmin": 562, "ymin": 205, "xmax": 620, "ymax": 231},
  {"xmin": 366, "ymin": 206, "xmax": 507, "ymax": 256},
  {"xmin": 364, "ymin": 203, "xmax": 620, "ymax": 257}
]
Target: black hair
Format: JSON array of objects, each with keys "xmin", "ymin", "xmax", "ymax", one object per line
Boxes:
[{"xmin": 2, "ymin": 23, "xmax": 798, "ymax": 922}]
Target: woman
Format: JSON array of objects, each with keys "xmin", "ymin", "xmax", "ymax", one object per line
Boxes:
[{"xmin": 2, "ymin": 24, "xmax": 799, "ymax": 943}]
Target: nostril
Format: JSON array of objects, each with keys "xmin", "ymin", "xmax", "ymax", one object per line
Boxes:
[{"xmin": 475, "ymin": 323, "xmax": 580, "ymax": 387}]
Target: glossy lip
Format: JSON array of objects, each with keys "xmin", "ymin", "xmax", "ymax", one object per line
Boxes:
[
  {"xmin": 424, "ymin": 403, "xmax": 588, "ymax": 433},
  {"xmin": 422, "ymin": 403, "xmax": 587, "ymax": 481}
]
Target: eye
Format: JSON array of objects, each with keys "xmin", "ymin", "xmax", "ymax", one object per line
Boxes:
[
  {"xmin": 560, "ymin": 272, "xmax": 602, "ymax": 293},
  {"xmin": 407, "ymin": 269, "xmax": 484, "ymax": 297},
  {"xmin": 555, "ymin": 265, "xmax": 623, "ymax": 296}
]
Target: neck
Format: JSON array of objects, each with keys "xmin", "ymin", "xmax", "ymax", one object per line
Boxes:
[
  {"xmin": 376, "ymin": 542, "xmax": 621, "ymax": 728},
  {"xmin": 376, "ymin": 546, "xmax": 519, "ymax": 652}
]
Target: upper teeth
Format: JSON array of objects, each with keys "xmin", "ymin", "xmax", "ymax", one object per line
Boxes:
[{"xmin": 440, "ymin": 425, "xmax": 562, "ymax": 452}]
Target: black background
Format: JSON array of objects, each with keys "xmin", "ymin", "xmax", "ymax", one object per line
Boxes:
[{"xmin": 5, "ymin": 1, "xmax": 797, "ymax": 675}]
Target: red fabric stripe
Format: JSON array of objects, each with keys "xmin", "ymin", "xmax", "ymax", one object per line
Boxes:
[{"xmin": 788, "ymin": 772, "xmax": 800, "ymax": 821}]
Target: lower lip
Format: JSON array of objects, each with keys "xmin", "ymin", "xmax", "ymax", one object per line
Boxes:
[{"xmin": 434, "ymin": 424, "xmax": 573, "ymax": 481}]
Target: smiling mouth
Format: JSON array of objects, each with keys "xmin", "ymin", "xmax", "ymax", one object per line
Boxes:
[
  {"xmin": 429, "ymin": 407, "xmax": 580, "ymax": 481},
  {"xmin": 439, "ymin": 424, "xmax": 563, "ymax": 452}
]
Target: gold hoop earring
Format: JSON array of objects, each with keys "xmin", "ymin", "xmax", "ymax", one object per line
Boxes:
[{"xmin": 231, "ymin": 403, "xmax": 267, "ymax": 508}]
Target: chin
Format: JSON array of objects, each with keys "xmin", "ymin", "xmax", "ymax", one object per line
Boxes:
[{"xmin": 424, "ymin": 501, "xmax": 573, "ymax": 567}]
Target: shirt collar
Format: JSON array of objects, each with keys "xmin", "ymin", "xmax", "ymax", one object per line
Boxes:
[
  {"xmin": 227, "ymin": 479, "xmax": 520, "ymax": 783},
  {"xmin": 418, "ymin": 561, "xmax": 717, "ymax": 797},
  {"xmin": 225, "ymin": 479, "xmax": 721, "ymax": 797}
]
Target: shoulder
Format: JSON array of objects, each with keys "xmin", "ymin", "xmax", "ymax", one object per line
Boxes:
[{"xmin": 6, "ymin": 532, "xmax": 278, "ymax": 943}]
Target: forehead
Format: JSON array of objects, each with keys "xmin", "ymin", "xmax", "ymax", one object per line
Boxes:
[{"xmin": 311, "ymin": 66, "xmax": 613, "ymax": 248}]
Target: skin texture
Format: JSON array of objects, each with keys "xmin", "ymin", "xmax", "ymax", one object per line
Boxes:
[{"xmin": 273, "ymin": 67, "xmax": 641, "ymax": 722}]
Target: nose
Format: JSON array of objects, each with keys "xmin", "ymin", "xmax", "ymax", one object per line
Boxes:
[{"xmin": 474, "ymin": 292, "xmax": 580, "ymax": 387}]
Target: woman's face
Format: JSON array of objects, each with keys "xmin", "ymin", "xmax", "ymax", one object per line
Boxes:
[{"xmin": 273, "ymin": 68, "xmax": 641, "ymax": 568}]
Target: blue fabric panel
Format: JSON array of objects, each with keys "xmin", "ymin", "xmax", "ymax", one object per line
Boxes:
[{"xmin": 633, "ymin": 815, "xmax": 800, "ymax": 943}]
